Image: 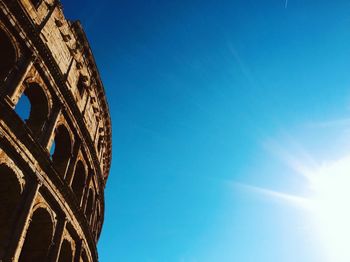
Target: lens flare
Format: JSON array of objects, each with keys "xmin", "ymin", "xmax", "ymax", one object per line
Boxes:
[
  {"xmin": 308, "ymin": 156, "xmax": 350, "ymax": 262},
  {"xmin": 244, "ymin": 154, "xmax": 350, "ymax": 262}
]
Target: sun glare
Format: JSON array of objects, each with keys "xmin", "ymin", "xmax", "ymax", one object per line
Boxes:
[
  {"xmin": 308, "ymin": 155, "xmax": 350, "ymax": 262},
  {"xmin": 244, "ymin": 151, "xmax": 350, "ymax": 262}
]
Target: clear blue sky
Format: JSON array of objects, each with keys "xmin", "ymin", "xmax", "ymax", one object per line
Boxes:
[{"xmin": 60, "ymin": 1, "xmax": 350, "ymax": 261}]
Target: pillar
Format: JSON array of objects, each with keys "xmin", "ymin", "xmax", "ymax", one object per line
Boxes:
[
  {"xmin": 3, "ymin": 54, "xmax": 36, "ymax": 108},
  {"xmin": 4, "ymin": 180, "xmax": 40, "ymax": 261},
  {"xmin": 65, "ymin": 139, "xmax": 81, "ymax": 184},
  {"xmin": 40, "ymin": 102, "xmax": 61, "ymax": 149},
  {"xmin": 47, "ymin": 217, "xmax": 67, "ymax": 262}
]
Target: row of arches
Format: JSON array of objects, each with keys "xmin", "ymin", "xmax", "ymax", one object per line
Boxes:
[
  {"xmin": 0, "ymin": 19, "xmax": 102, "ymax": 234},
  {"xmin": 0, "ymin": 163, "xmax": 92, "ymax": 261},
  {"xmin": 0, "ymin": 23, "xmax": 106, "ymax": 156}
]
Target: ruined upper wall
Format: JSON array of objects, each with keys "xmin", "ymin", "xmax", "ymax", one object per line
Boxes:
[
  {"xmin": 20, "ymin": 0, "xmax": 112, "ymax": 182},
  {"xmin": 0, "ymin": 0, "xmax": 112, "ymax": 260}
]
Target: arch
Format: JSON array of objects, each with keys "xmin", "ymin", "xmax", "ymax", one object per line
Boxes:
[
  {"xmin": 51, "ymin": 124, "xmax": 72, "ymax": 176},
  {"xmin": 14, "ymin": 93, "xmax": 30, "ymax": 122},
  {"xmin": 77, "ymin": 75, "xmax": 87, "ymax": 98},
  {"xmin": 19, "ymin": 208, "xmax": 54, "ymax": 262},
  {"xmin": 30, "ymin": 0, "xmax": 42, "ymax": 9},
  {"xmin": 85, "ymin": 188, "xmax": 94, "ymax": 223},
  {"xmin": 16, "ymin": 83, "xmax": 49, "ymax": 134},
  {"xmin": 58, "ymin": 239, "xmax": 73, "ymax": 262},
  {"xmin": 0, "ymin": 164, "xmax": 22, "ymax": 258},
  {"xmin": 97, "ymin": 135, "xmax": 104, "ymax": 153},
  {"xmin": 0, "ymin": 27, "xmax": 17, "ymax": 82},
  {"xmin": 71, "ymin": 160, "xmax": 86, "ymax": 205}
]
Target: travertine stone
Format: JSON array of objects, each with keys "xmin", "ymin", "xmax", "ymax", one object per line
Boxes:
[{"xmin": 0, "ymin": 1, "xmax": 112, "ymax": 261}]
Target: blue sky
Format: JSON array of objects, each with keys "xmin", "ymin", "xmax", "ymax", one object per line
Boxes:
[{"xmin": 61, "ymin": 1, "xmax": 350, "ymax": 261}]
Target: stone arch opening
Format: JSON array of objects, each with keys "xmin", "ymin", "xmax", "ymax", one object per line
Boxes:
[
  {"xmin": 85, "ymin": 188, "xmax": 94, "ymax": 222},
  {"xmin": 58, "ymin": 239, "xmax": 73, "ymax": 262},
  {"xmin": 30, "ymin": 0, "xmax": 42, "ymax": 9},
  {"xmin": 51, "ymin": 124, "xmax": 72, "ymax": 176},
  {"xmin": 71, "ymin": 160, "xmax": 86, "ymax": 205},
  {"xmin": 97, "ymin": 135, "xmax": 104, "ymax": 153},
  {"xmin": 0, "ymin": 27, "xmax": 16, "ymax": 82},
  {"xmin": 77, "ymin": 75, "xmax": 87, "ymax": 98},
  {"xmin": 15, "ymin": 83, "xmax": 49, "ymax": 134},
  {"xmin": 0, "ymin": 164, "xmax": 22, "ymax": 258},
  {"xmin": 14, "ymin": 93, "xmax": 30, "ymax": 122},
  {"xmin": 19, "ymin": 207, "xmax": 54, "ymax": 262}
]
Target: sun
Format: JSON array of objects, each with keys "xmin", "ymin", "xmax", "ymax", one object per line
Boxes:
[
  {"xmin": 307, "ymin": 155, "xmax": 350, "ymax": 262},
  {"xmin": 244, "ymin": 153, "xmax": 350, "ymax": 262}
]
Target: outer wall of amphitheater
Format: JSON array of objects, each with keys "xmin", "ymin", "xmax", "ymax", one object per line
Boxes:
[{"xmin": 0, "ymin": 0, "xmax": 112, "ymax": 261}]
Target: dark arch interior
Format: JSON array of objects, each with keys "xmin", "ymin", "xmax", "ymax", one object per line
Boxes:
[
  {"xmin": 52, "ymin": 125, "xmax": 72, "ymax": 176},
  {"xmin": 0, "ymin": 165, "xmax": 22, "ymax": 258},
  {"xmin": 19, "ymin": 208, "xmax": 54, "ymax": 262},
  {"xmin": 77, "ymin": 76, "xmax": 86, "ymax": 98},
  {"xmin": 30, "ymin": 0, "xmax": 42, "ymax": 9},
  {"xmin": 0, "ymin": 28, "xmax": 16, "ymax": 82},
  {"xmin": 71, "ymin": 160, "xmax": 86, "ymax": 205},
  {"xmin": 58, "ymin": 239, "xmax": 73, "ymax": 262},
  {"xmin": 24, "ymin": 83, "xmax": 49, "ymax": 133},
  {"xmin": 16, "ymin": 83, "xmax": 49, "ymax": 134},
  {"xmin": 85, "ymin": 188, "xmax": 94, "ymax": 223},
  {"xmin": 97, "ymin": 135, "xmax": 103, "ymax": 152}
]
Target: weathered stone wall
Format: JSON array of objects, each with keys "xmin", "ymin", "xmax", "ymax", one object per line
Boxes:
[{"xmin": 0, "ymin": 0, "xmax": 112, "ymax": 261}]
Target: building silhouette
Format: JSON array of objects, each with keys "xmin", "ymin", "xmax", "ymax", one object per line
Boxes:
[{"xmin": 0, "ymin": 0, "xmax": 112, "ymax": 261}]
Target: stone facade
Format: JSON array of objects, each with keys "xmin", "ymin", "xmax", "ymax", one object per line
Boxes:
[{"xmin": 0, "ymin": 0, "xmax": 112, "ymax": 261}]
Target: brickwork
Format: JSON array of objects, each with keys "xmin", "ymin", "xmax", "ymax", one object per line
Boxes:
[{"xmin": 0, "ymin": 0, "xmax": 112, "ymax": 261}]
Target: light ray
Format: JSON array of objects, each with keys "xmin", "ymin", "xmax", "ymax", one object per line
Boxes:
[
  {"xmin": 241, "ymin": 149, "xmax": 350, "ymax": 262},
  {"xmin": 236, "ymin": 183, "xmax": 312, "ymax": 209}
]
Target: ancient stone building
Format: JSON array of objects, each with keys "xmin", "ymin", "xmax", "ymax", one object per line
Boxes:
[{"xmin": 0, "ymin": 0, "xmax": 112, "ymax": 261}]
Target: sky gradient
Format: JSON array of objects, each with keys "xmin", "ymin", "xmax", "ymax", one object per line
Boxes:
[{"xmin": 61, "ymin": 1, "xmax": 350, "ymax": 261}]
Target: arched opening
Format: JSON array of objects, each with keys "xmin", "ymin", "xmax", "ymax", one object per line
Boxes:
[
  {"xmin": 58, "ymin": 239, "xmax": 73, "ymax": 262},
  {"xmin": 19, "ymin": 208, "xmax": 54, "ymax": 262},
  {"xmin": 24, "ymin": 83, "xmax": 49, "ymax": 133},
  {"xmin": 51, "ymin": 125, "xmax": 72, "ymax": 177},
  {"xmin": 71, "ymin": 160, "xmax": 86, "ymax": 205},
  {"xmin": 77, "ymin": 76, "xmax": 87, "ymax": 98},
  {"xmin": 0, "ymin": 28, "xmax": 16, "ymax": 82},
  {"xmin": 30, "ymin": 0, "xmax": 42, "ymax": 9},
  {"xmin": 14, "ymin": 94, "xmax": 30, "ymax": 122},
  {"xmin": 0, "ymin": 165, "xmax": 22, "ymax": 258},
  {"xmin": 97, "ymin": 135, "xmax": 104, "ymax": 153},
  {"xmin": 85, "ymin": 188, "xmax": 94, "ymax": 223},
  {"xmin": 15, "ymin": 83, "xmax": 49, "ymax": 134},
  {"xmin": 50, "ymin": 139, "xmax": 56, "ymax": 159}
]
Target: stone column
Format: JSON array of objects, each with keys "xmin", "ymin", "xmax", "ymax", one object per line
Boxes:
[
  {"xmin": 40, "ymin": 103, "xmax": 61, "ymax": 149},
  {"xmin": 47, "ymin": 217, "xmax": 67, "ymax": 262},
  {"xmin": 4, "ymin": 180, "xmax": 40, "ymax": 261},
  {"xmin": 73, "ymin": 239, "xmax": 83, "ymax": 262},
  {"xmin": 82, "ymin": 95, "xmax": 91, "ymax": 117},
  {"xmin": 81, "ymin": 171, "xmax": 92, "ymax": 212},
  {"xmin": 3, "ymin": 54, "xmax": 36, "ymax": 108},
  {"xmin": 65, "ymin": 139, "xmax": 81, "ymax": 184}
]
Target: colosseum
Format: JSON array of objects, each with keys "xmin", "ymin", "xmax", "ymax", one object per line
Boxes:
[{"xmin": 0, "ymin": 0, "xmax": 112, "ymax": 261}]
